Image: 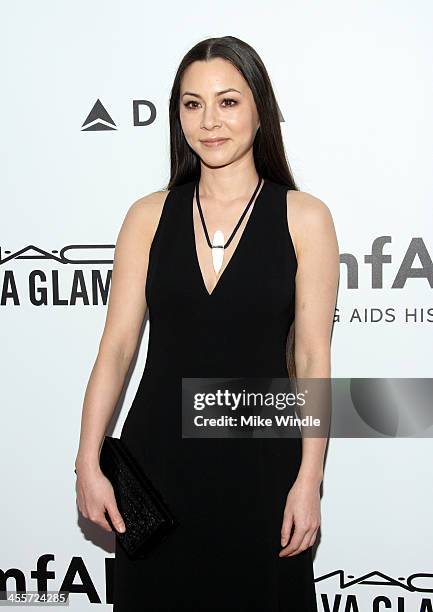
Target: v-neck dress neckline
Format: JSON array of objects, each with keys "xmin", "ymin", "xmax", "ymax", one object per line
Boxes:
[{"xmin": 189, "ymin": 178, "xmax": 268, "ymax": 298}]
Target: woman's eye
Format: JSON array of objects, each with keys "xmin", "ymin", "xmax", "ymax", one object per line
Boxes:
[{"xmin": 183, "ymin": 99, "xmax": 238, "ymax": 109}]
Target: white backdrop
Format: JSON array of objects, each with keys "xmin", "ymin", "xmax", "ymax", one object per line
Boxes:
[{"xmin": 1, "ymin": 1, "xmax": 432, "ymax": 609}]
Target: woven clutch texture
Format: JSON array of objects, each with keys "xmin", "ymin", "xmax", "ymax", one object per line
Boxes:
[{"xmin": 99, "ymin": 435, "xmax": 178, "ymax": 559}]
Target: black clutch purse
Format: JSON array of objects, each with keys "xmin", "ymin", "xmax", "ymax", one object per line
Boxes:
[{"xmin": 97, "ymin": 435, "xmax": 178, "ymax": 559}]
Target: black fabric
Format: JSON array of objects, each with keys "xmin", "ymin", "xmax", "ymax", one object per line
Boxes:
[{"xmin": 113, "ymin": 178, "xmax": 318, "ymax": 611}]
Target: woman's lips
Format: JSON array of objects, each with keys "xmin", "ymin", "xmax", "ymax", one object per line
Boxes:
[{"xmin": 200, "ymin": 138, "xmax": 228, "ymax": 147}]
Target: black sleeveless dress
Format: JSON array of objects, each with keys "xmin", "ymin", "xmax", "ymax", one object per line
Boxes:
[{"xmin": 112, "ymin": 178, "xmax": 318, "ymax": 611}]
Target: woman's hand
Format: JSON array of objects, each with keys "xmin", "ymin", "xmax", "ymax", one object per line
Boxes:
[
  {"xmin": 278, "ymin": 477, "xmax": 321, "ymax": 557},
  {"xmin": 75, "ymin": 465, "xmax": 126, "ymax": 534}
]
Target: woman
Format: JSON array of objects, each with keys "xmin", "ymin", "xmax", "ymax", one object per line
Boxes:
[{"xmin": 75, "ymin": 35, "xmax": 339, "ymax": 611}]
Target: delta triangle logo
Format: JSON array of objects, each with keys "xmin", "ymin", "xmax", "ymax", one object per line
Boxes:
[{"xmin": 81, "ymin": 99, "xmax": 117, "ymax": 131}]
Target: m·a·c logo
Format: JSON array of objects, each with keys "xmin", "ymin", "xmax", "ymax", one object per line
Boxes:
[{"xmin": 81, "ymin": 99, "xmax": 117, "ymax": 131}]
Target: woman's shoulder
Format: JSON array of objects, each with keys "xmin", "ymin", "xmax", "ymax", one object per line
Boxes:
[
  {"xmin": 125, "ymin": 188, "xmax": 171, "ymax": 231},
  {"xmin": 127, "ymin": 188, "xmax": 171, "ymax": 219},
  {"xmin": 285, "ymin": 189, "xmax": 338, "ymax": 259},
  {"xmin": 117, "ymin": 188, "xmax": 171, "ymax": 250},
  {"xmin": 286, "ymin": 189, "xmax": 333, "ymax": 223}
]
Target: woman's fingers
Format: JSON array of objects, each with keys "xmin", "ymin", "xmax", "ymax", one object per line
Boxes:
[
  {"xmin": 280, "ymin": 527, "xmax": 314, "ymax": 557},
  {"xmin": 279, "ymin": 481, "xmax": 321, "ymax": 557},
  {"xmin": 279, "ymin": 518, "xmax": 318, "ymax": 557},
  {"xmin": 279, "ymin": 521, "xmax": 306, "ymax": 556},
  {"xmin": 106, "ymin": 500, "xmax": 126, "ymax": 533},
  {"xmin": 280, "ymin": 513, "xmax": 293, "ymax": 547},
  {"xmin": 308, "ymin": 526, "xmax": 320, "ymax": 548},
  {"xmin": 87, "ymin": 508, "xmax": 114, "ymax": 532},
  {"xmin": 75, "ymin": 472, "xmax": 126, "ymax": 533}
]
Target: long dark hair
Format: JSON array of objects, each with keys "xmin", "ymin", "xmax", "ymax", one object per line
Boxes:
[{"xmin": 166, "ymin": 35, "xmax": 299, "ymax": 378}]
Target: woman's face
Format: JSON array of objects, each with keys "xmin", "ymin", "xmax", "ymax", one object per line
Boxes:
[{"xmin": 179, "ymin": 58, "xmax": 260, "ymax": 168}]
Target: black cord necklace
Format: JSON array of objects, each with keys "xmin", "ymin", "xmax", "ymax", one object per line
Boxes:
[{"xmin": 194, "ymin": 176, "xmax": 263, "ymax": 274}]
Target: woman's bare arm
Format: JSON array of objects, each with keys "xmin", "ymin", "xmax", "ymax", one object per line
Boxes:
[
  {"xmin": 289, "ymin": 190, "xmax": 339, "ymax": 483},
  {"xmin": 279, "ymin": 190, "xmax": 339, "ymax": 557},
  {"xmin": 74, "ymin": 189, "xmax": 169, "ymax": 475}
]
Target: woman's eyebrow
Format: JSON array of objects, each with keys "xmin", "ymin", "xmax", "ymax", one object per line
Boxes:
[{"xmin": 181, "ymin": 88, "xmax": 242, "ymax": 98}]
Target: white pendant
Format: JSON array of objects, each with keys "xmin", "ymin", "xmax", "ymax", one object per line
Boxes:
[{"xmin": 211, "ymin": 230, "xmax": 225, "ymax": 274}]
